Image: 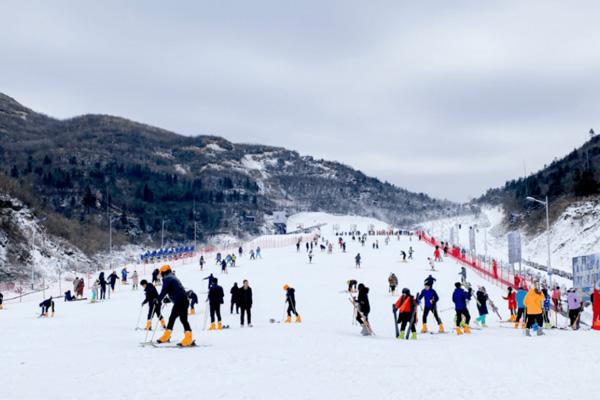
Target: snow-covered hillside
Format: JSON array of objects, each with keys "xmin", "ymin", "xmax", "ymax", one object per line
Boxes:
[
  {"xmin": 1, "ymin": 214, "xmax": 595, "ymax": 400},
  {"xmin": 418, "ymin": 201, "xmax": 600, "ymax": 279}
]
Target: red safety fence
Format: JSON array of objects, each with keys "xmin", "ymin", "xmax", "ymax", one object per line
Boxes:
[{"xmin": 416, "ymin": 231, "xmax": 533, "ymax": 291}]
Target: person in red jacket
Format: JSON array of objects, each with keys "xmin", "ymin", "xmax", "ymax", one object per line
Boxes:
[
  {"xmin": 592, "ymin": 281, "xmax": 600, "ymax": 331},
  {"xmin": 503, "ymin": 287, "xmax": 517, "ymax": 321},
  {"xmin": 492, "ymin": 259, "xmax": 498, "ymax": 280},
  {"xmin": 433, "ymin": 248, "xmax": 442, "ymax": 262}
]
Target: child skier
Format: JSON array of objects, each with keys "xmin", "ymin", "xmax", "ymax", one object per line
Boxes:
[
  {"xmin": 140, "ymin": 279, "xmax": 166, "ymax": 330},
  {"xmin": 417, "ymin": 283, "xmax": 444, "ymax": 333},
  {"xmin": 284, "ymin": 284, "xmax": 301, "ymax": 323},
  {"xmin": 541, "ymin": 285, "xmax": 551, "ymax": 328},
  {"xmin": 107, "ymin": 271, "xmax": 118, "ymax": 292},
  {"xmin": 308, "ymin": 250, "xmax": 313, "ymax": 263},
  {"xmin": 503, "ymin": 287, "xmax": 517, "ymax": 321},
  {"xmin": 131, "ymin": 270, "xmax": 139, "ymax": 290},
  {"xmin": 452, "ymin": 282, "xmax": 472, "ymax": 335},
  {"xmin": 187, "ymin": 290, "xmax": 198, "ymax": 315},
  {"xmin": 475, "ymin": 286, "xmax": 489, "ymax": 327},
  {"xmin": 39, "ymin": 297, "xmax": 55, "ymax": 317},
  {"xmin": 155, "ymin": 265, "xmax": 194, "ymax": 346},
  {"xmin": 353, "ymin": 283, "xmax": 370, "ymax": 335},
  {"xmin": 427, "ymin": 257, "xmax": 435, "ymax": 271},
  {"xmin": 388, "ymin": 273, "xmax": 398, "ymax": 295},
  {"xmin": 394, "ymin": 288, "xmax": 417, "ymax": 340},
  {"xmin": 514, "ymin": 286, "xmax": 527, "ymax": 329}
]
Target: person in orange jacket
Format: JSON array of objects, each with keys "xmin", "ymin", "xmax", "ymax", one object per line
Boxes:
[
  {"xmin": 394, "ymin": 288, "xmax": 417, "ymax": 340},
  {"xmin": 503, "ymin": 287, "xmax": 517, "ymax": 321},
  {"xmin": 524, "ymin": 284, "xmax": 545, "ymax": 336}
]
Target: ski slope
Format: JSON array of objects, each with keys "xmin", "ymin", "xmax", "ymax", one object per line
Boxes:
[{"xmin": 1, "ymin": 215, "xmax": 597, "ymax": 400}]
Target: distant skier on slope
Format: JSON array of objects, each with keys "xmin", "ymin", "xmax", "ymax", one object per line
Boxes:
[
  {"xmin": 155, "ymin": 265, "xmax": 194, "ymax": 346},
  {"xmin": 187, "ymin": 290, "xmax": 198, "ymax": 315},
  {"xmin": 388, "ymin": 273, "xmax": 398, "ymax": 295},
  {"xmin": 400, "ymin": 251, "xmax": 407, "ymax": 262},
  {"xmin": 107, "ymin": 271, "xmax": 118, "ymax": 293},
  {"xmin": 308, "ymin": 250, "xmax": 313, "ymax": 264},
  {"xmin": 355, "ymin": 253, "xmax": 361, "ymax": 269},
  {"xmin": 98, "ymin": 272, "xmax": 107, "ymax": 300},
  {"xmin": 199, "ymin": 255, "xmax": 205, "ymax": 270},
  {"xmin": 475, "ymin": 286, "xmax": 489, "ymax": 327},
  {"xmin": 354, "ymin": 283, "xmax": 370, "ymax": 335},
  {"xmin": 0, "ymin": 291, "xmax": 3, "ymax": 310},
  {"xmin": 39, "ymin": 297, "xmax": 55, "ymax": 317},
  {"xmin": 283, "ymin": 284, "xmax": 301, "ymax": 323},
  {"xmin": 503, "ymin": 287, "xmax": 517, "ymax": 321},
  {"xmin": 408, "ymin": 246, "xmax": 414, "ymax": 260},
  {"xmin": 230, "ymin": 282, "xmax": 240, "ymax": 314},
  {"xmin": 452, "ymin": 282, "xmax": 472, "ymax": 335},
  {"xmin": 394, "ymin": 288, "xmax": 417, "ymax": 340},
  {"xmin": 140, "ymin": 279, "xmax": 166, "ymax": 330}
]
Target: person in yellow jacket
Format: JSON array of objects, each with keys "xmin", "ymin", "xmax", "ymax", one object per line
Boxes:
[{"xmin": 523, "ymin": 285, "xmax": 546, "ymax": 337}]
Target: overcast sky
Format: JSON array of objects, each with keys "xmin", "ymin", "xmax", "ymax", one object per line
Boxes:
[{"xmin": 1, "ymin": 1, "xmax": 598, "ymax": 201}]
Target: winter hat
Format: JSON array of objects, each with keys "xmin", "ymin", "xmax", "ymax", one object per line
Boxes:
[
  {"xmin": 401, "ymin": 288, "xmax": 410, "ymax": 295},
  {"xmin": 283, "ymin": 284, "xmax": 289, "ymax": 291},
  {"xmin": 159, "ymin": 264, "xmax": 171, "ymax": 274},
  {"xmin": 455, "ymin": 282, "xmax": 462, "ymax": 288}
]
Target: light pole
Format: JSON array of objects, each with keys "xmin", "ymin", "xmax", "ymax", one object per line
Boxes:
[
  {"xmin": 161, "ymin": 218, "xmax": 166, "ymax": 248},
  {"xmin": 31, "ymin": 217, "xmax": 47, "ymax": 290},
  {"xmin": 194, "ymin": 221, "xmax": 197, "ymax": 251},
  {"xmin": 526, "ymin": 196, "xmax": 552, "ymax": 286}
]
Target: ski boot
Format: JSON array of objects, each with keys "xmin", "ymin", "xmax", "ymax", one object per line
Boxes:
[
  {"xmin": 360, "ymin": 324, "xmax": 371, "ymax": 336},
  {"xmin": 438, "ymin": 323, "xmax": 445, "ymax": 333},
  {"xmin": 179, "ymin": 331, "xmax": 194, "ymax": 347},
  {"xmin": 521, "ymin": 322, "xmax": 526, "ymax": 329},
  {"xmin": 421, "ymin": 323, "xmax": 428, "ymax": 333},
  {"xmin": 189, "ymin": 308, "xmax": 196, "ymax": 315},
  {"xmin": 295, "ymin": 315, "xmax": 302, "ymax": 323},
  {"xmin": 284, "ymin": 316, "xmax": 292, "ymax": 323},
  {"xmin": 455, "ymin": 327, "xmax": 463, "ymax": 335},
  {"xmin": 217, "ymin": 321, "xmax": 223, "ymax": 330},
  {"xmin": 525, "ymin": 328, "xmax": 532, "ymax": 337},
  {"xmin": 463, "ymin": 325, "xmax": 472, "ymax": 334},
  {"xmin": 537, "ymin": 327, "xmax": 545, "ymax": 336},
  {"xmin": 160, "ymin": 318, "xmax": 166, "ymax": 329},
  {"xmin": 208, "ymin": 323, "xmax": 216, "ymax": 331},
  {"xmin": 157, "ymin": 329, "xmax": 172, "ymax": 343},
  {"xmin": 145, "ymin": 320, "xmax": 152, "ymax": 330},
  {"xmin": 514, "ymin": 322, "xmax": 519, "ymax": 329},
  {"xmin": 410, "ymin": 332, "xmax": 417, "ymax": 340}
]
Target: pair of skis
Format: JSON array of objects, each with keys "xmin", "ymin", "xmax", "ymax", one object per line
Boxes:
[
  {"xmin": 348, "ymin": 296, "xmax": 374, "ymax": 336},
  {"xmin": 392, "ymin": 303, "xmax": 417, "ymax": 339}
]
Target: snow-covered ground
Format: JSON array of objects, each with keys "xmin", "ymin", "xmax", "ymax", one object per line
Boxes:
[{"xmin": 1, "ymin": 214, "xmax": 596, "ymax": 400}]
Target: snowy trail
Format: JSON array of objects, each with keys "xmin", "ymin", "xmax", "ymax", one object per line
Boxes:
[{"xmin": 1, "ymin": 217, "xmax": 597, "ymax": 400}]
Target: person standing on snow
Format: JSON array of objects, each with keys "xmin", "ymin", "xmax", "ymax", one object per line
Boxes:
[
  {"xmin": 131, "ymin": 270, "xmax": 139, "ymax": 291},
  {"xmin": 151, "ymin": 268, "xmax": 160, "ymax": 285},
  {"xmin": 541, "ymin": 285, "xmax": 551, "ymax": 328},
  {"xmin": 98, "ymin": 272, "xmax": 107, "ymax": 300},
  {"xmin": 239, "ymin": 280, "xmax": 253, "ymax": 327},
  {"xmin": 452, "ymin": 282, "xmax": 472, "ymax": 335},
  {"xmin": 566, "ymin": 288, "xmax": 582, "ymax": 330},
  {"xmin": 475, "ymin": 286, "xmax": 489, "ymax": 327},
  {"xmin": 503, "ymin": 287, "xmax": 517, "ymax": 321},
  {"xmin": 388, "ymin": 273, "xmax": 398, "ymax": 295},
  {"xmin": 155, "ymin": 265, "xmax": 194, "ymax": 346},
  {"xmin": 76, "ymin": 278, "xmax": 85, "ymax": 299},
  {"xmin": 408, "ymin": 247, "xmax": 414, "ymax": 260},
  {"xmin": 284, "ymin": 284, "xmax": 301, "ymax": 323},
  {"xmin": 353, "ymin": 283, "xmax": 370, "ymax": 334},
  {"xmin": 394, "ymin": 288, "xmax": 417, "ymax": 339},
  {"xmin": 417, "ymin": 283, "xmax": 444, "ymax": 333},
  {"xmin": 207, "ymin": 278, "xmax": 225, "ymax": 330},
  {"xmin": 308, "ymin": 249, "xmax": 313, "ymax": 263},
  {"xmin": 0, "ymin": 291, "xmax": 4, "ymax": 310},
  {"xmin": 140, "ymin": 279, "xmax": 166, "ymax": 330},
  {"xmin": 514, "ymin": 286, "xmax": 527, "ymax": 329},
  {"xmin": 524, "ymin": 284, "xmax": 546, "ymax": 336},
  {"xmin": 221, "ymin": 259, "xmax": 228, "ymax": 274},
  {"xmin": 355, "ymin": 253, "xmax": 361, "ymax": 269},
  {"xmin": 199, "ymin": 255, "xmax": 205, "ymax": 270},
  {"xmin": 121, "ymin": 267, "xmax": 129, "ymax": 284},
  {"xmin": 591, "ymin": 281, "xmax": 600, "ymax": 330},
  {"xmin": 551, "ymin": 286, "xmax": 562, "ymax": 312},
  {"xmin": 230, "ymin": 282, "xmax": 240, "ymax": 314},
  {"xmin": 107, "ymin": 271, "xmax": 118, "ymax": 293}
]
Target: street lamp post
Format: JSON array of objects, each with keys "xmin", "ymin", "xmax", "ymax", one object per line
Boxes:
[
  {"xmin": 526, "ymin": 196, "xmax": 552, "ymax": 286},
  {"xmin": 161, "ymin": 218, "xmax": 165, "ymax": 248}
]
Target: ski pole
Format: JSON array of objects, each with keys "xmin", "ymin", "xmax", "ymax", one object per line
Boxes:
[{"xmin": 135, "ymin": 304, "xmax": 144, "ymax": 330}]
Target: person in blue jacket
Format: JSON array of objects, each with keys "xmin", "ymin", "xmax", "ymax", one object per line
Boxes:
[
  {"xmin": 203, "ymin": 273, "xmax": 217, "ymax": 290},
  {"xmin": 514, "ymin": 286, "xmax": 527, "ymax": 329},
  {"xmin": 541, "ymin": 286, "xmax": 551, "ymax": 329},
  {"xmin": 452, "ymin": 282, "xmax": 472, "ymax": 335},
  {"xmin": 417, "ymin": 284, "xmax": 444, "ymax": 333},
  {"xmin": 121, "ymin": 267, "xmax": 129, "ymax": 284}
]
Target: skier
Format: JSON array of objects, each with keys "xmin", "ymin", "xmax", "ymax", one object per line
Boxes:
[
  {"xmin": 566, "ymin": 288, "xmax": 582, "ymax": 330},
  {"xmin": 121, "ymin": 267, "xmax": 129, "ymax": 284},
  {"xmin": 187, "ymin": 290, "xmax": 198, "ymax": 315},
  {"xmin": 296, "ymin": 241, "xmax": 301, "ymax": 252},
  {"xmin": 551, "ymin": 285, "xmax": 562, "ymax": 312},
  {"xmin": 39, "ymin": 297, "xmax": 55, "ymax": 317},
  {"xmin": 427, "ymin": 257, "xmax": 435, "ymax": 271},
  {"xmin": 207, "ymin": 278, "xmax": 225, "ymax": 330},
  {"xmin": 347, "ymin": 279, "xmax": 358, "ymax": 293},
  {"xmin": 355, "ymin": 253, "xmax": 361, "ymax": 269},
  {"xmin": 541, "ymin": 285, "xmax": 551, "ymax": 328},
  {"xmin": 230, "ymin": 282, "xmax": 240, "ymax": 314},
  {"xmin": 503, "ymin": 287, "xmax": 517, "ymax": 321},
  {"xmin": 107, "ymin": 271, "xmax": 118, "ymax": 292},
  {"xmin": 308, "ymin": 249, "xmax": 313, "ymax": 264},
  {"xmin": 98, "ymin": 272, "xmax": 107, "ymax": 300},
  {"xmin": 417, "ymin": 283, "xmax": 444, "ymax": 333},
  {"xmin": 514, "ymin": 286, "xmax": 527, "ymax": 329},
  {"xmin": 199, "ymin": 255, "xmax": 205, "ymax": 270},
  {"xmin": 394, "ymin": 288, "xmax": 417, "ymax": 340},
  {"xmin": 524, "ymin": 284, "xmax": 546, "ymax": 336},
  {"xmin": 452, "ymin": 282, "xmax": 472, "ymax": 335},
  {"xmin": 283, "ymin": 284, "xmax": 301, "ymax": 323},
  {"xmin": 475, "ymin": 286, "xmax": 489, "ymax": 327},
  {"xmin": 353, "ymin": 283, "xmax": 370, "ymax": 334},
  {"xmin": 408, "ymin": 247, "xmax": 414, "ymax": 260},
  {"xmin": 0, "ymin": 291, "xmax": 4, "ymax": 310},
  {"xmin": 238, "ymin": 246, "xmax": 243, "ymax": 257},
  {"xmin": 400, "ymin": 250, "xmax": 407, "ymax": 262},
  {"xmin": 215, "ymin": 252, "xmax": 222, "ymax": 265},
  {"xmin": 140, "ymin": 279, "xmax": 166, "ymax": 330},
  {"xmin": 91, "ymin": 280, "xmax": 99, "ymax": 303},
  {"xmin": 203, "ymin": 273, "xmax": 217, "ymax": 290},
  {"xmin": 592, "ymin": 281, "xmax": 600, "ymax": 330},
  {"xmin": 459, "ymin": 267, "xmax": 467, "ymax": 284},
  {"xmin": 434, "ymin": 248, "xmax": 442, "ymax": 262},
  {"xmin": 151, "ymin": 268, "xmax": 160, "ymax": 285},
  {"xmin": 221, "ymin": 259, "xmax": 227, "ymax": 274},
  {"xmin": 131, "ymin": 270, "xmax": 139, "ymax": 291},
  {"xmin": 388, "ymin": 273, "xmax": 398, "ymax": 295},
  {"xmin": 239, "ymin": 279, "xmax": 253, "ymax": 327},
  {"xmin": 250, "ymin": 249, "xmax": 255, "ymax": 260},
  {"xmin": 256, "ymin": 246, "xmax": 262, "ymax": 258},
  {"xmin": 155, "ymin": 265, "xmax": 194, "ymax": 346},
  {"xmin": 76, "ymin": 278, "xmax": 85, "ymax": 298}
]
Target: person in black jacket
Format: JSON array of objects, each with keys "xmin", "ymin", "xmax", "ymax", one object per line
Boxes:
[
  {"xmin": 187, "ymin": 290, "xmax": 198, "ymax": 315},
  {"xmin": 155, "ymin": 265, "xmax": 194, "ymax": 346},
  {"xmin": 355, "ymin": 283, "xmax": 370, "ymax": 326},
  {"xmin": 39, "ymin": 297, "xmax": 55, "ymax": 317},
  {"xmin": 230, "ymin": 283, "xmax": 240, "ymax": 314},
  {"xmin": 107, "ymin": 271, "xmax": 118, "ymax": 292},
  {"xmin": 98, "ymin": 272, "xmax": 107, "ymax": 300},
  {"xmin": 239, "ymin": 280, "xmax": 253, "ymax": 327},
  {"xmin": 283, "ymin": 284, "xmax": 301, "ymax": 323},
  {"xmin": 207, "ymin": 278, "xmax": 225, "ymax": 330},
  {"xmin": 141, "ymin": 280, "xmax": 166, "ymax": 330},
  {"xmin": 0, "ymin": 291, "xmax": 3, "ymax": 310},
  {"xmin": 151, "ymin": 268, "xmax": 160, "ymax": 285}
]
